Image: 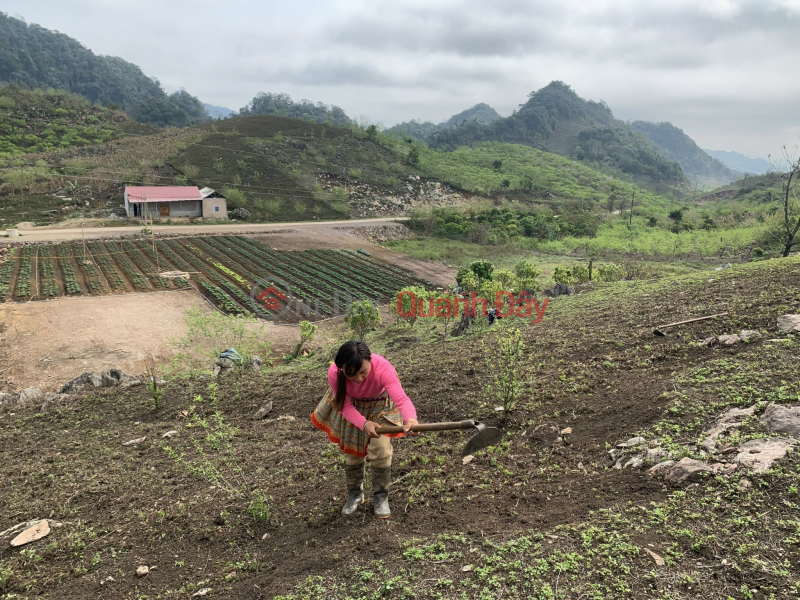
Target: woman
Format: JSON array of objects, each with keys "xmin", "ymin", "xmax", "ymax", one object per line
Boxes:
[{"xmin": 311, "ymin": 340, "xmax": 419, "ymax": 518}]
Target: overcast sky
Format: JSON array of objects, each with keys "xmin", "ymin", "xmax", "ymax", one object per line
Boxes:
[{"xmin": 6, "ymin": 0, "xmax": 800, "ymax": 158}]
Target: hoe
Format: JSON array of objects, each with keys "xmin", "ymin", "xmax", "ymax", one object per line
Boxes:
[{"xmin": 376, "ymin": 420, "xmax": 502, "ymax": 457}]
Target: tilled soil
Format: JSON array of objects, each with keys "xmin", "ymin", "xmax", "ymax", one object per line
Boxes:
[{"xmin": 0, "ymin": 257, "xmax": 798, "ymax": 598}]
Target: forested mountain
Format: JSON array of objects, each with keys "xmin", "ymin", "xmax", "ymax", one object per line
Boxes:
[
  {"xmin": 0, "ymin": 13, "xmax": 210, "ymax": 127},
  {"xmin": 704, "ymin": 149, "xmax": 772, "ymax": 175},
  {"xmin": 429, "ymin": 81, "xmax": 687, "ymax": 189},
  {"xmin": 238, "ymin": 92, "xmax": 351, "ymax": 126},
  {"xmin": 387, "ymin": 103, "xmax": 501, "ymax": 142},
  {"xmin": 629, "ymin": 121, "xmax": 740, "ymax": 187}
]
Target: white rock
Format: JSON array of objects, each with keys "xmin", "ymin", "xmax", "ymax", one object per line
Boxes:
[
  {"xmin": 161, "ymin": 430, "xmax": 178, "ymax": 438},
  {"xmin": 192, "ymin": 588, "xmax": 212, "ymax": 597},
  {"xmin": 762, "ymin": 404, "xmax": 800, "ymax": 437},
  {"xmin": 664, "ymin": 457, "xmax": 712, "ymax": 484},
  {"xmin": 136, "ymin": 566, "xmax": 149, "ymax": 577},
  {"xmin": 739, "ymin": 330, "xmax": 762, "ymax": 343},
  {"xmin": 777, "ymin": 314, "xmax": 800, "ymax": 333},
  {"xmin": 462, "ymin": 455, "xmax": 475, "ymax": 465},
  {"xmin": 122, "ymin": 436, "xmax": 147, "ymax": 446},
  {"xmin": 624, "ymin": 456, "xmax": 644, "ymax": 469},
  {"xmin": 734, "ymin": 438, "xmax": 794, "ymax": 473},
  {"xmin": 718, "ymin": 334, "xmax": 740, "ymax": 346},
  {"xmin": 647, "ymin": 460, "xmax": 675, "ymax": 478}
]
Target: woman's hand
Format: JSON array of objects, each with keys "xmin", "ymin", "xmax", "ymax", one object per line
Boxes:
[
  {"xmin": 403, "ymin": 418, "xmax": 420, "ymax": 437},
  {"xmin": 364, "ymin": 421, "xmax": 382, "ymax": 439}
]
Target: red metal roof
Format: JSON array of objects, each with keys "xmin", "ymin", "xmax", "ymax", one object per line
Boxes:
[{"xmin": 125, "ymin": 186, "xmax": 202, "ymax": 203}]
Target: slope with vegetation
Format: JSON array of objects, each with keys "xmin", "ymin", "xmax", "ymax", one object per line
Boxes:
[
  {"xmin": 238, "ymin": 92, "xmax": 351, "ymax": 127},
  {"xmin": 0, "ymin": 252, "xmax": 798, "ymax": 599},
  {"xmin": 0, "ymin": 13, "xmax": 210, "ymax": 127}
]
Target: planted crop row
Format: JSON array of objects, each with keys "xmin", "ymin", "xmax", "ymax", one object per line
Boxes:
[
  {"xmin": 0, "ymin": 248, "xmax": 16, "ymax": 300},
  {"xmin": 39, "ymin": 246, "xmax": 59, "ymax": 297},
  {"xmin": 73, "ymin": 244, "xmax": 106, "ymax": 293},
  {"xmin": 57, "ymin": 245, "xmax": 81, "ymax": 294},
  {"xmin": 88, "ymin": 242, "xmax": 126, "ymax": 291},
  {"xmin": 198, "ymin": 280, "xmax": 247, "ymax": 315},
  {"xmin": 15, "ymin": 246, "xmax": 33, "ymax": 298},
  {"xmin": 302, "ymin": 250, "xmax": 397, "ymax": 297},
  {"xmin": 121, "ymin": 241, "xmax": 172, "ymax": 289},
  {"xmin": 111, "ymin": 243, "xmax": 149, "ymax": 291}
]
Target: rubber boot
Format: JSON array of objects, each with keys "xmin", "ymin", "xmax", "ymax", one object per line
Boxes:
[
  {"xmin": 372, "ymin": 465, "xmax": 391, "ymax": 519},
  {"xmin": 341, "ymin": 463, "xmax": 365, "ymax": 516}
]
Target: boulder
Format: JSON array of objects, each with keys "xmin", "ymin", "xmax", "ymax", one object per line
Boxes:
[
  {"xmin": 718, "ymin": 334, "xmax": 740, "ymax": 346},
  {"xmin": 17, "ymin": 388, "xmax": 43, "ymax": 404},
  {"xmin": 253, "ymin": 401, "xmax": 274, "ymax": 420},
  {"xmin": 645, "ymin": 448, "xmax": 670, "ymax": 463},
  {"xmin": 249, "ymin": 356, "xmax": 263, "ymax": 372},
  {"xmin": 0, "ymin": 392, "xmax": 13, "ymax": 406},
  {"xmin": 700, "ymin": 405, "xmax": 756, "ymax": 452},
  {"xmin": 60, "ymin": 372, "xmax": 103, "ymax": 394},
  {"xmin": 545, "ymin": 283, "xmax": 574, "ymax": 298},
  {"xmin": 777, "ymin": 314, "xmax": 800, "ymax": 333},
  {"xmin": 739, "ymin": 330, "xmax": 762, "ymax": 343},
  {"xmin": 734, "ymin": 438, "xmax": 794, "ymax": 473},
  {"xmin": 664, "ymin": 458, "xmax": 712, "ymax": 484},
  {"xmin": 647, "ymin": 460, "xmax": 675, "ymax": 478},
  {"xmin": 762, "ymin": 404, "xmax": 800, "ymax": 437},
  {"xmin": 616, "ymin": 436, "xmax": 646, "ymax": 449}
]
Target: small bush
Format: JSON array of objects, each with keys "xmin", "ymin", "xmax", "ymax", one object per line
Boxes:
[
  {"xmin": 346, "ymin": 299, "xmax": 381, "ymax": 341},
  {"xmin": 572, "ymin": 264, "xmax": 590, "ymax": 283},
  {"xmin": 552, "ymin": 266, "xmax": 574, "ymax": 285}
]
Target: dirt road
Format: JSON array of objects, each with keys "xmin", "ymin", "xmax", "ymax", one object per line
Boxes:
[{"xmin": 6, "ymin": 216, "xmax": 408, "ymax": 243}]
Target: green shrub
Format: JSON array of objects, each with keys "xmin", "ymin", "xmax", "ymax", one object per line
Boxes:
[
  {"xmin": 572, "ymin": 264, "xmax": 590, "ymax": 283},
  {"xmin": 553, "ymin": 266, "xmax": 574, "ymax": 285},
  {"xmin": 223, "ymin": 187, "xmax": 247, "ymax": 209},
  {"xmin": 346, "ymin": 299, "xmax": 381, "ymax": 340},
  {"xmin": 596, "ymin": 263, "xmax": 624, "ymax": 282}
]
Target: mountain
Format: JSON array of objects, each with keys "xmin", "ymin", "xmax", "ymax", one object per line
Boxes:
[
  {"xmin": 0, "ymin": 12, "xmax": 209, "ymax": 127},
  {"xmin": 629, "ymin": 121, "xmax": 740, "ymax": 187},
  {"xmin": 387, "ymin": 103, "xmax": 502, "ymax": 142},
  {"xmin": 204, "ymin": 103, "xmax": 235, "ymax": 119},
  {"xmin": 429, "ymin": 81, "xmax": 687, "ymax": 189},
  {"xmin": 704, "ymin": 149, "xmax": 772, "ymax": 175},
  {"xmin": 238, "ymin": 92, "xmax": 351, "ymax": 126}
]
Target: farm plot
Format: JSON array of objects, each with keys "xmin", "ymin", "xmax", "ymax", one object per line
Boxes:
[{"xmin": 0, "ymin": 236, "xmax": 429, "ymax": 321}]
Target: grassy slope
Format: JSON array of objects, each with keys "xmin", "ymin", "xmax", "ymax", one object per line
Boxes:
[{"xmin": 1, "ymin": 256, "xmax": 798, "ymax": 598}]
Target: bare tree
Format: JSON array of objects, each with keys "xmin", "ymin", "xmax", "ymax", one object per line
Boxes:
[{"xmin": 770, "ymin": 147, "xmax": 800, "ymax": 257}]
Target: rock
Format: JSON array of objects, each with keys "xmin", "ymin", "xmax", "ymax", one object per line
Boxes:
[
  {"xmin": 737, "ymin": 477, "xmax": 752, "ymax": 490},
  {"xmin": 762, "ymin": 404, "xmax": 800, "ymax": 437},
  {"xmin": 560, "ymin": 427, "xmax": 572, "ymax": 435},
  {"xmin": 100, "ymin": 369, "xmax": 139, "ymax": 388},
  {"xmin": 700, "ymin": 405, "xmax": 756, "ymax": 451},
  {"xmin": 624, "ymin": 456, "xmax": 644, "ymax": 469},
  {"xmin": 460, "ymin": 564, "xmax": 474, "ymax": 572},
  {"xmin": 645, "ymin": 448, "xmax": 669, "ymax": 463},
  {"xmin": 664, "ymin": 458, "xmax": 712, "ymax": 484},
  {"xmin": 738, "ymin": 330, "xmax": 762, "ymax": 343},
  {"xmin": 122, "ymin": 436, "xmax": 147, "ymax": 446},
  {"xmin": 494, "ymin": 406, "xmax": 504, "ymax": 412},
  {"xmin": 10, "ymin": 520, "xmax": 50, "ymax": 546},
  {"xmin": 40, "ymin": 392, "xmax": 67, "ymax": 411},
  {"xmin": 253, "ymin": 401, "xmax": 274, "ymax": 420},
  {"xmin": 647, "ymin": 460, "xmax": 675, "ymax": 478},
  {"xmin": 275, "ymin": 415, "xmax": 296, "ymax": 422},
  {"xmin": 249, "ymin": 356, "xmax": 263, "ymax": 372},
  {"xmin": 60, "ymin": 372, "xmax": 103, "ymax": 394},
  {"xmin": 0, "ymin": 392, "xmax": 12, "ymax": 406},
  {"xmin": 545, "ymin": 283, "xmax": 574, "ymax": 298},
  {"xmin": 608, "ymin": 448, "xmax": 621, "ymax": 461},
  {"xmin": 462, "ymin": 455, "xmax": 475, "ymax": 465},
  {"xmin": 777, "ymin": 314, "xmax": 800, "ymax": 333},
  {"xmin": 136, "ymin": 566, "xmax": 149, "ymax": 578},
  {"xmin": 718, "ymin": 334, "xmax": 740, "ymax": 346},
  {"xmin": 699, "ymin": 336, "xmax": 718, "ymax": 347},
  {"xmin": 216, "ymin": 358, "xmax": 235, "ymax": 369},
  {"xmin": 734, "ymin": 437, "xmax": 794, "ymax": 473},
  {"xmin": 192, "ymin": 588, "xmax": 212, "ymax": 597},
  {"xmin": 617, "ymin": 436, "xmax": 646, "ymax": 449},
  {"xmin": 17, "ymin": 387, "xmax": 43, "ymax": 404},
  {"xmin": 161, "ymin": 430, "xmax": 178, "ymax": 438},
  {"xmin": 643, "ymin": 548, "xmax": 665, "ymax": 567}
]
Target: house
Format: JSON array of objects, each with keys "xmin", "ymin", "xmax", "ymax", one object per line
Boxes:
[{"xmin": 124, "ymin": 186, "xmax": 227, "ymax": 221}]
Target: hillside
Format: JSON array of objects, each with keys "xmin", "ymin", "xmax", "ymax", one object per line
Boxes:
[
  {"xmin": 629, "ymin": 121, "xmax": 740, "ymax": 188},
  {"xmin": 388, "ymin": 102, "xmax": 502, "ymax": 142},
  {"xmin": 428, "ymin": 81, "xmax": 689, "ymax": 191},
  {"xmin": 705, "ymin": 149, "xmax": 772, "ymax": 174},
  {"xmin": 1, "ymin": 255, "xmax": 799, "ymax": 598},
  {"xmin": 0, "ymin": 85, "xmax": 154, "ymax": 156},
  {"xmin": 0, "ymin": 13, "xmax": 210, "ymax": 127},
  {"xmin": 238, "ymin": 92, "xmax": 351, "ymax": 126},
  {"xmin": 0, "ymin": 114, "xmax": 677, "ymax": 227}
]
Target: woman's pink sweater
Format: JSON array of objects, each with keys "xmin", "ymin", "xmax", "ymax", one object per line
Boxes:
[{"xmin": 328, "ymin": 354, "xmax": 417, "ymax": 430}]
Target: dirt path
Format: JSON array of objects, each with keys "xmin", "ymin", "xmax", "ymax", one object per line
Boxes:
[{"xmin": 7, "ymin": 217, "xmax": 408, "ymax": 243}]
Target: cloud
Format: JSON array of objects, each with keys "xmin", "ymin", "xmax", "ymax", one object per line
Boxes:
[{"xmin": 3, "ymin": 0, "xmax": 799, "ymax": 156}]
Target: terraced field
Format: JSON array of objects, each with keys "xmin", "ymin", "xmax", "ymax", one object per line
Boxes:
[{"xmin": 0, "ymin": 235, "xmax": 429, "ymax": 321}]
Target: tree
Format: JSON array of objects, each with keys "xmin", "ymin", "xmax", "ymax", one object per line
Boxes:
[
  {"xmin": 769, "ymin": 147, "xmax": 800, "ymax": 257},
  {"xmin": 291, "ymin": 321, "xmax": 316, "ymax": 359},
  {"xmin": 346, "ymin": 299, "xmax": 381, "ymax": 341}
]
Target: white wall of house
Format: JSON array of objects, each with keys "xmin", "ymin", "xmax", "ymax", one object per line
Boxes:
[
  {"xmin": 202, "ymin": 198, "xmax": 227, "ymax": 220},
  {"xmin": 136, "ymin": 201, "xmax": 202, "ymax": 220}
]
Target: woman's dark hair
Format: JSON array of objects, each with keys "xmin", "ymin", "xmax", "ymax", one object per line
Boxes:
[{"xmin": 334, "ymin": 340, "xmax": 371, "ymax": 411}]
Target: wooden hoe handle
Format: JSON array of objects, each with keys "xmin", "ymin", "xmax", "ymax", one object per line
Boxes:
[{"xmin": 375, "ymin": 420, "xmax": 477, "ymax": 434}]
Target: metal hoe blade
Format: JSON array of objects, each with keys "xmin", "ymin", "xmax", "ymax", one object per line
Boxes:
[{"xmin": 462, "ymin": 422, "xmax": 503, "ymax": 457}]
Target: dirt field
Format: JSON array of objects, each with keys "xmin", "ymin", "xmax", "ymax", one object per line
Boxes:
[
  {"xmin": 0, "ymin": 226, "xmax": 455, "ymax": 391},
  {"xmin": 0, "ymin": 257, "xmax": 798, "ymax": 599}
]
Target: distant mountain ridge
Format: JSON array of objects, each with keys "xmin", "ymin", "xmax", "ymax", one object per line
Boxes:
[
  {"xmin": 204, "ymin": 103, "xmax": 235, "ymax": 119},
  {"xmin": 0, "ymin": 12, "xmax": 210, "ymax": 127},
  {"xmin": 704, "ymin": 149, "xmax": 772, "ymax": 175},
  {"xmin": 386, "ymin": 103, "xmax": 502, "ymax": 142}
]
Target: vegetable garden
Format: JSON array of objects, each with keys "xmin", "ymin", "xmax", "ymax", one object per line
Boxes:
[{"xmin": 0, "ymin": 235, "xmax": 428, "ymax": 321}]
